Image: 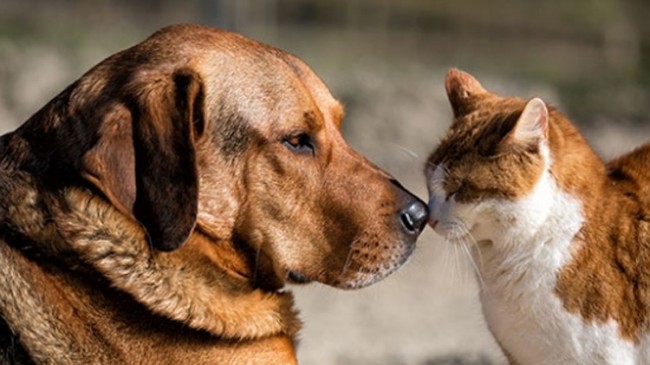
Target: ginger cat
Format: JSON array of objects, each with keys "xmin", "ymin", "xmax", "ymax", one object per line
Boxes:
[{"xmin": 426, "ymin": 69, "xmax": 650, "ymax": 364}]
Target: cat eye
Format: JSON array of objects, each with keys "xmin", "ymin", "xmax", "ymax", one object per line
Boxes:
[
  {"xmin": 283, "ymin": 133, "xmax": 315, "ymax": 155},
  {"xmin": 446, "ymin": 186, "xmax": 462, "ymax": 201}
]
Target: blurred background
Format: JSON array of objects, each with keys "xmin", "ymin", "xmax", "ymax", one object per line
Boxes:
[{"xmin": 1, "ymin": 1, "xmax": 649, "ymax": 364}]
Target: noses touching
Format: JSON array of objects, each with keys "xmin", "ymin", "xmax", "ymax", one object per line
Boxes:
[
  {"xmin": 400, "ymin": 198, "xmax": 428, "ymax": 234},
  {"xmin": 428, "ymin": 217, "xmax": 439, "ymax": 229},
  {"xmin": 426, "ymin": 194, "xmax": 444, "ymax": 230}
]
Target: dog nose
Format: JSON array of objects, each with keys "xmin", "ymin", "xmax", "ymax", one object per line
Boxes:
[
  {"xmin": 400, "ymin": 199, "xmax": 429, "ymax": 234},
  {"xmin": 390, "ymin": 178, "xmax": 429, "ymax": 235}
]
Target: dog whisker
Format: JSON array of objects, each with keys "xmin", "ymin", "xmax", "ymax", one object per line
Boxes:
[{"xmin": 340, "ymin": 244, "xmax": 355, "ymax": 277}]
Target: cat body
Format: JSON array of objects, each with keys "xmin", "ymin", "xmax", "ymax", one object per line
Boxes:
[{"xmin": 426, "ymin": 69, "xmax": 650, "ymax": 364}]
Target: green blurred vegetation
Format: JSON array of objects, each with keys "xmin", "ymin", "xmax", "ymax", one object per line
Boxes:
[{"xmin": 0, "ymin": 0, "xmax": 648, "ymax": 126}]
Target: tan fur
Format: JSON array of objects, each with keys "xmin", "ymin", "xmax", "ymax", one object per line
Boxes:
[
  {"xmin": 0, "ymin": 169, "xmax": 298, "ymax": 364},
  {"xmin": 0, "ymin": 235, "xmax": 297, "ymax": 365},
  {"xmin": 0, "ymin": 24, "xmax": 427, "ymax": 364},
  {"xmin": 54, "ymin": 189, "xmax": 300, "ymax": 340}
]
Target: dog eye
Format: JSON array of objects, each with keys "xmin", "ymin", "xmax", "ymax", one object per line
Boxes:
[{"xmin": 283, "ymin": 133, "xmax": 315, "ymax": 155}]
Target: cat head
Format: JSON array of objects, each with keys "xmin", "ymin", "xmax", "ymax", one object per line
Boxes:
[{"xmin": 425, "ymin": 69, "xmax": 552, "ymax": 243}]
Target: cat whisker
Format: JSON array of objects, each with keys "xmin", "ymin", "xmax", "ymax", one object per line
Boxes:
[
  {"xmin": 428, "ymin": 170, "xmax": 447, "ymax": 186},
  {"xmin": 445, "ymin": 225, "xmax": 468, "ymax": 285},
  {"xmin": 441, "ymin": 230, "xmax": 460, "ymax": 285},
  {"xmin": 436, "ymin": 163, "xmax": 450, "ymax": 178},
  {"xmin": 467, "ymin": 235, "xmax": 484, "ymax": 268},
  {"xmin": 441, "ymin": 222, "xmax": 486, "ymax": 288},
  {"xmin": 443, "ymin": 237, "xmax": 463, "ymax": 286},
  {"xmin": 424, "ymin": 160, "xmax": 451, "ymax": 177},
  {"xmin": 441, "ymin": 238, "xmax": 452, "ymax": 282},
  {"xmin": 457, "ymin": 221, "xmax": 484, "ymax": 271},
  {"xmin": 451, "ymin": 237, "xmax": 462, "ymax": 284},
  {"xmin": 460, "ymin": 237, "xmax": 485, "ymax": 289},
  {"xmin": 390, "ymin": 143, "xmax": 419, "ymax": 159},
  {"xmin": 425, "ymin": 160, "xmax": 438, "ymax": 168}
]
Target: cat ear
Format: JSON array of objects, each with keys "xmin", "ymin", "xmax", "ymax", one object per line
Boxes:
[
  {"xmin": 508, "ymin": 97, "xmax": 549, "ymax": 146},
  {"xmin": 445, "ymin": 68, "xmax": 487, "ymax": 117}
]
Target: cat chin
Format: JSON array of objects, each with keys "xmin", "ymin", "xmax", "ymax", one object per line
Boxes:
[
  {"xmin": 434, "ymin": 221, "xmax": 497, "ymax": 251},
  {"xmin": 434, "ymin": 225, "xmax": 473, "ymax": 244}
]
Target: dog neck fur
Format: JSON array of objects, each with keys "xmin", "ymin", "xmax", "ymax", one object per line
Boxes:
[{"xmin": 0, "ymin": 166, "xmax": 299, "ymax": 341}]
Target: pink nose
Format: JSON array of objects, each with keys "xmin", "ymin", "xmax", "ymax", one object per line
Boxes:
[{"xmin": 428, "ymin": 218, "xmax": 438, "ymax": 229}]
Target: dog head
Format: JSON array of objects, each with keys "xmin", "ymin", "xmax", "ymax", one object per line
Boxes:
[{"xmin": 13, "ymin": 25, "xmax": 428, "ymax": 290}]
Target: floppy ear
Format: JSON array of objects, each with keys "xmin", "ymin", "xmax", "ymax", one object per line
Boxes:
[
  {"xmin": 445, "ymin": 68, "xmax": 487, "ymax": 117},
  {"xmin": 82, "ymin": 68, "xmax": 206, "ymax": 251}
]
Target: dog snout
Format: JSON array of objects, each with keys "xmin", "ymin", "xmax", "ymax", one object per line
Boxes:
[{"xmin": 391, "ymin": 179, "xmax": 429, "ymax": 235}]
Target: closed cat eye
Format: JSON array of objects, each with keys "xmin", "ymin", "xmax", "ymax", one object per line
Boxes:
[{"xmin": 445, "ymin": 188, "xmax": 460, "ymax": 201}]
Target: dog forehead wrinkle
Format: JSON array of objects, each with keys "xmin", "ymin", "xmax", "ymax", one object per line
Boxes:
[{"xmin": 208, "ymin": 101, "xmax": 261, "ymax": 159}]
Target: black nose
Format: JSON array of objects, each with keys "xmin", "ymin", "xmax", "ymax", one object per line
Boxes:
[
  {"xmin": 400, "ymin": 199, "xmax": 429, "ymax": 234},
  {"xmin": 390, "ymin": 178, "xmax": 429, "ymax": 235}
]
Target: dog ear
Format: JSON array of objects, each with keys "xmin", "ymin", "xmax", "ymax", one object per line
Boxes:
[
  {"xmin": 82, "ymin": 68, "xmax": 205, "ymax": 251},
  {"xmin": 131, "ymin": 69, "xmax": 205, "ymax": 251}
]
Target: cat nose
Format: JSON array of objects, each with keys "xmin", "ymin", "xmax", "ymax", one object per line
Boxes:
[
  {"xmin": 400, "ymin": 199, "xmax": 429, "ymax": 234},
  {"xmin": 427, "ymin": 196, "xmax": 442, "ymax": 229}
]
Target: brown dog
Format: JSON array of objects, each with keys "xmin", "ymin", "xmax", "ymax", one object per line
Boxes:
[{"xmin": 0, "ymin": 24, "xmax": 428, "ymax": 364}]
